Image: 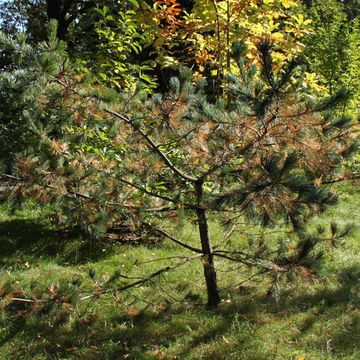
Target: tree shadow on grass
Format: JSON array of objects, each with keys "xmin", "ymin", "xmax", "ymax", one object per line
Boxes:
[
  {"xmin": 283, "ymin": 266, "xmax": 360, "ymax": 357},
  {"xmin": 0, "ymin": 219, "xmax": 115, "ymax": 267},
  {"xmin": 1, "ymin": 266, "xmax": 359, "ymax": 359}
]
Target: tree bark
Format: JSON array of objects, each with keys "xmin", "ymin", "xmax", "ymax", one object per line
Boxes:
[
  {"xmin": 195, "ymin": 182, "xmax": 221, "ymax": 308},
  {"xmin": 46, "ymin": 0, "xmax": 79, "ymax": 40}
]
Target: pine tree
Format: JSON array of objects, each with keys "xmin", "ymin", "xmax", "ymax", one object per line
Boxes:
[
  {"xmin": 101, "ymin": 40, "xmax": 356, "ymax": 306},
  {"xmin": 0, "ymin": 27, "xmax": 357, "ymax": 307},
  {"xmin": 0, "ymin": 23, "xmax": 69, "ymax": 170}
]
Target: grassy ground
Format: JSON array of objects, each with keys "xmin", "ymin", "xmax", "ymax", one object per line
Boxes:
[{"xmin": 0, "ymin": 185, "xmax": 359, "ymax": 360}]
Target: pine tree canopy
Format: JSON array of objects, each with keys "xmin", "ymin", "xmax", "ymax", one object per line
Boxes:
[{"xmin": 1, "ymin": 24, "xmax": 358, "ymax": 306}]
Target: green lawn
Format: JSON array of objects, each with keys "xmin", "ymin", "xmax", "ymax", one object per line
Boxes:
[{"xmin": 0, "ymin": 184, "xmax": 359, "ymax": 360}]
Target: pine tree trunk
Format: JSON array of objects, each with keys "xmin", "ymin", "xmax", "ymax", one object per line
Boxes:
[{"xmin": 195, "ymin": 182, "xmax": 221, "ymax": 308}]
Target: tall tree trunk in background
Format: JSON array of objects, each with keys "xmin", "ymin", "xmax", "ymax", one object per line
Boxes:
[{"xmin": 46, "ymin": 0, "xmax": 74, "ymax": 39}]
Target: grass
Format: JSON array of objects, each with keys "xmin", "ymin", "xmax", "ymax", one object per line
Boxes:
[{"xmin": 0, "ymin": 185, "xmax": 359, "ymax": 360}]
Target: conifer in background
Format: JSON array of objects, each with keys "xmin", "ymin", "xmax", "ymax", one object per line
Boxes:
[{"xmin": 303, "ymin": 0, "xmax": 360, "ymax": 104}]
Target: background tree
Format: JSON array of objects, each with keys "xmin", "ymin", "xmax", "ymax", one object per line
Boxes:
[
  {"xmin": 301, "ymin": 0, "xmax": 360, "ymax": 19},
  {"xmin": 147, "ymin": 0, "xmax": 312, "ymax": 95},
  {"xmin": 302, "ymin": 0, "xmax": 360, "ymax": 117},
  {"xmin": 303, "ymin": 0, "xmax": 352, "ymax": 96},
  {"xmin": 0, "ymin": 0, "xmax": 100, "ymax": 43},
  {"xmin": 91, "ymin": 2, "xmax": 156, "ymax": 91},
  {"xmin": 0, "ymin": 0, "xmax": 47, "ymax": 41},
  {"xmin": 344, "ymin": 18, "xmax": 360, "ymax": 114}
]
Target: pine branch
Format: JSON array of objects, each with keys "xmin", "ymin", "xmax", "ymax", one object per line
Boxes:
[
  {"xmin": 213, "ymin": 222, "xmax": 238, "ymax": 249},
  {"xmin": 80, "ymin": 254, "xmax": 202, "ymax": 300},
  {"xmin": 116, "ymin": 177, "xmax": 178, "ymax": 204},
  {"xmin": 0, "ymin": 173, "xmax": 175, "ymax": 212},
  {"xmin": 142, "ymin": 223, "xmax": 203, "ymax": 254},
  {"xmin": 105, "ymin": 108, "xmax": 198, "ymax": 183},
  {"xmin": 212, "ymin": 251, "xmax": 257, "ymax": 267},
  {"xmin": 323, "ymin": 174, "xmax": 360, "ymax": 184},
  {"xmin": 281, "ymin": 88, "xmax": 351, "ymax": 119},
  {"xmin": 199, "ymin": 158, "xmax": 229, "ymax": 181}
]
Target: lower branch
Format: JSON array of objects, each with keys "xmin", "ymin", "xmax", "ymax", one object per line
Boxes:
[
  {"xmin": 80, "ymin": 254, "xmax": 202, "ymax": 301},
  {"xmin": 142, "ymin": 223, "xmax": 203, "ymax": 254}
]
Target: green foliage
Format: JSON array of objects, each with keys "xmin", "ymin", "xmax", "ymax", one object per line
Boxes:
[
  {"xmin": 345, "ymin": 18, "xmax": 360, "ymax": 113},
  {"xmin": 0, "ymin": 24, "xmax": 125, "ymax": 233},
  {"xmin": 93, "ymin": 2, "xmax": 156, "ymax": 91},
  {"xmin": 0, "ymin": 22, "xmax": 68, "ymax": 162},
  {"xmin": 304, "ymin": 0, "xmax": 360, "ymax": 107}
]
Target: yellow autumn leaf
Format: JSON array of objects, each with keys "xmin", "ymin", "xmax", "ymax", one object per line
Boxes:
[
  {"xmin": 304, "ymin": 72, "xmax": 327, "ymax": 92},
  {"xmin": 281, "ymin": 0, "xmax": 298, "ymax": 8},
  {"xmin": 272, "ymin": 51, "xmax": 286, "ymax": 61},
  {"xmin": 271, "ymin": 32, "xmax": 284, "ymax": 41},
  {"xmin": 293, "ymin": 14, "xmax": 312, "ymax": 26}
]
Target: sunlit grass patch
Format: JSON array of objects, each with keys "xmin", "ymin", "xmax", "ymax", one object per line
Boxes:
[{"xmin": 0, "ymin": 185, "xmax": 359, "ymax": 359}]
